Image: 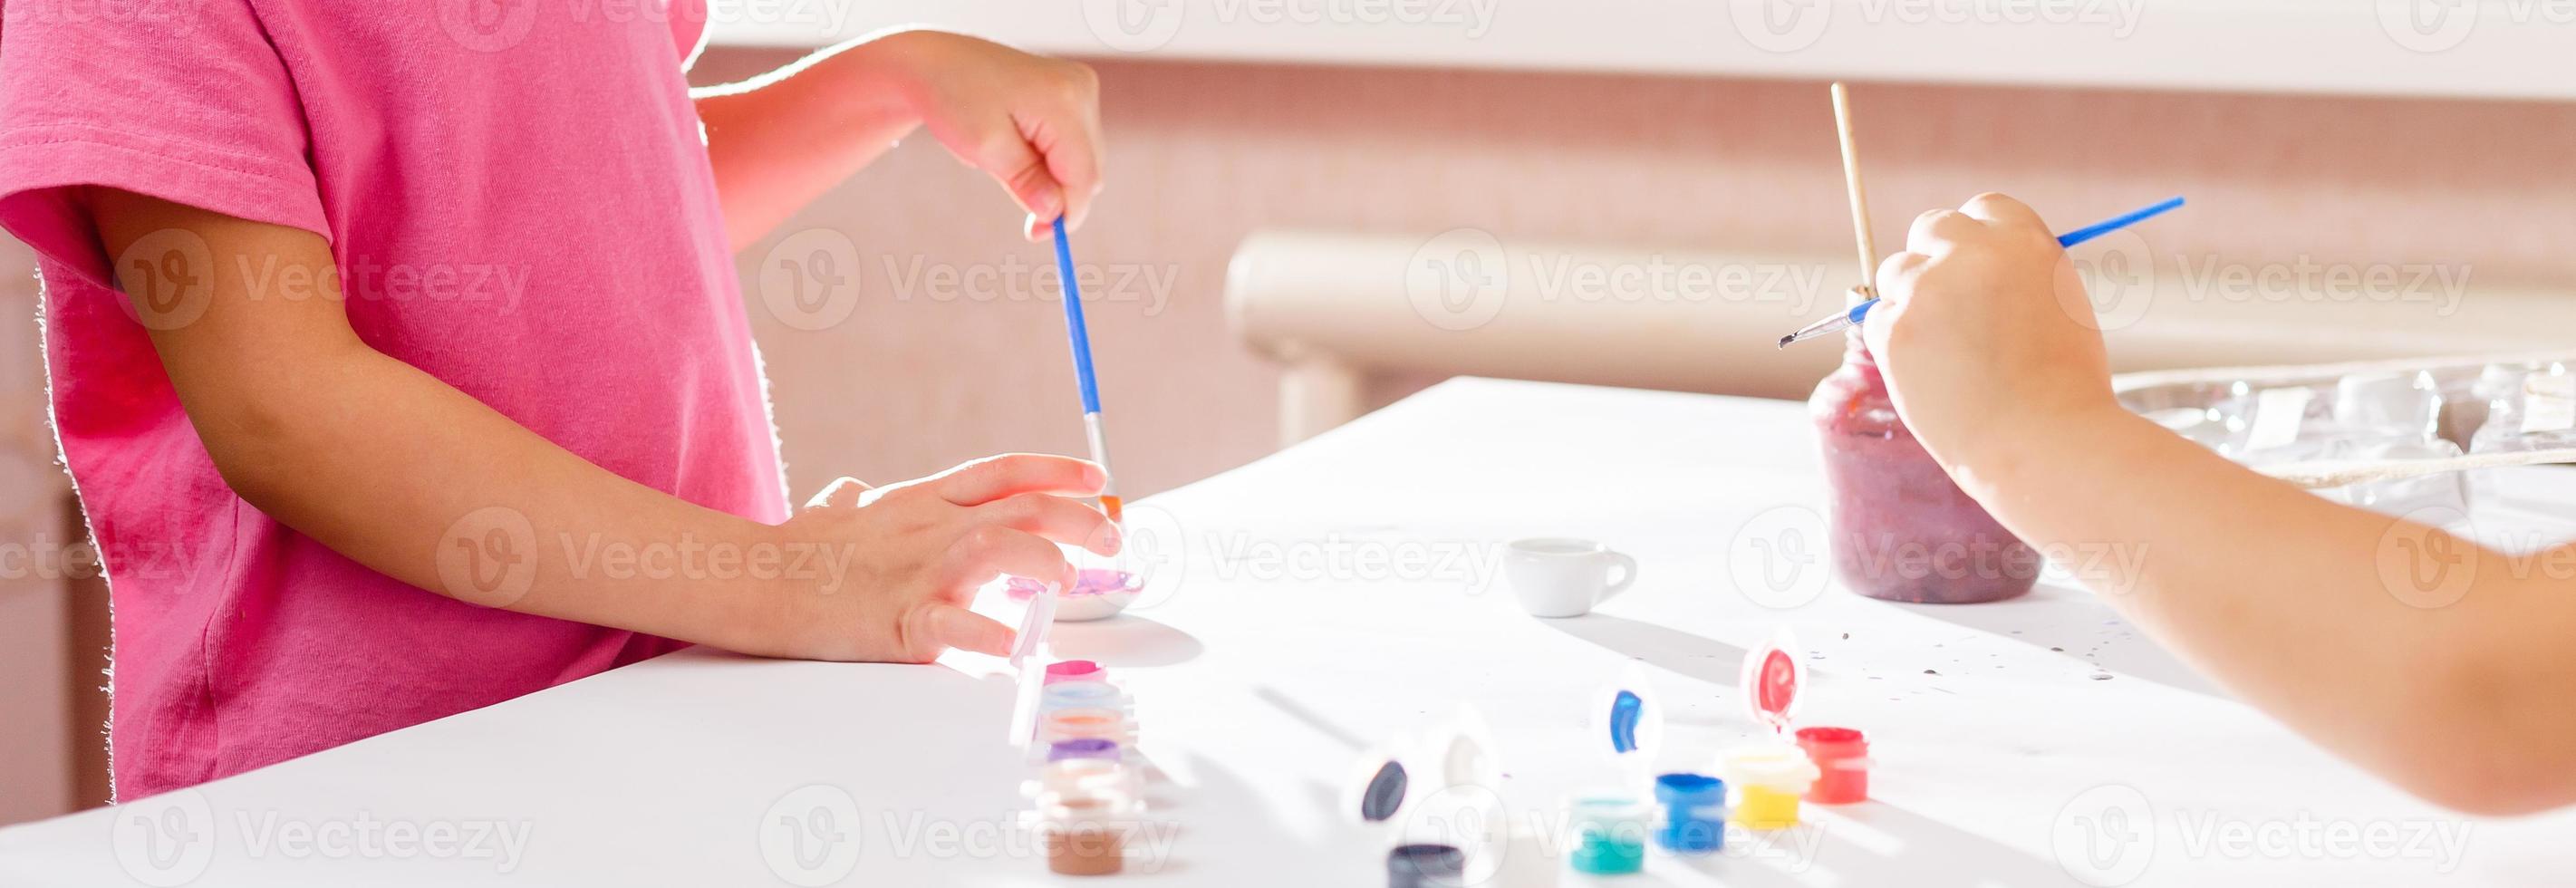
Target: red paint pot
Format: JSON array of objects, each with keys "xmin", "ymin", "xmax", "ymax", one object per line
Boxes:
[{"xmin": 1795, "ymin": 727, "xmax": 1871, "ymax": 804}]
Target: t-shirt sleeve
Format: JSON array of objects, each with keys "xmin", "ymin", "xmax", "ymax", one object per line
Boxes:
[{"xmin": 0, "ymin": 0, "xmax": 332, "ymax": 290}]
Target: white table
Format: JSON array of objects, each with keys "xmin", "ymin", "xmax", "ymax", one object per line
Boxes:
[{"xmin": 6, "ymin": 378, "xmax": 2572, "ymax": 886}]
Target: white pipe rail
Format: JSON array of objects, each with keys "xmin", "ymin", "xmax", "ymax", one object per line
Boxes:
[{"xmin": 1226, "ymin": 228, "xmax": 2576, "ymax": 443}]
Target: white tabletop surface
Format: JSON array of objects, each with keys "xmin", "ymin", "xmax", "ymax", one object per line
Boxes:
[{"xmin": 5, "ymin": 377, "xmax": 2572, "ymax": 887}]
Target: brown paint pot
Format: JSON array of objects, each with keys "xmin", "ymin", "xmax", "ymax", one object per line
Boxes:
[{"xmin": 1042, "ymin": 793, "xmax": 1130, "ymax": 876}]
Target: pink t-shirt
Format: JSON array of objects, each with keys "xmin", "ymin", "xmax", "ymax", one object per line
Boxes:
[{"xmin": 0, "ymin": 0, "xmax": 788, "ymax": 798}]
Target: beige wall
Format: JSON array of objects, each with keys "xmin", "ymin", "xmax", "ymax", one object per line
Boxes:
[
  {"xmin": 4, "ymin": 53, "xmax": 2571, "ymax": 824},
  {"xmin": 699, "ymin": 51, "xmax": 2576, "ymax": 502}
]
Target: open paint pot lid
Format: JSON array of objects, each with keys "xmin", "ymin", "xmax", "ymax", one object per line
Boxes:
[
  {"xmin": 1346, "ymin": 753, "xmax": 1412, "ymax": 825},
  {"xmin": 1739, "ymin": 629, "xmax": 1806, "ymax": 734},
  {"xmin": 1008, "ymin": 585, "xmax": 1059, "ymax": 667},
  {"xmin": 1430, "ymin": 708, "xmax": 1507, "ymax": 884},
  {"xmin": 1004, "ymin": 588, "xmax": 1061, "ymax": 748},
  {"xmin": 1440, "ymin": 707, "xmax": 1502, "ymax": 791},
  {"xmin": 1591, "ymin": 665, "xmax": 1664, "ymax": 784}
]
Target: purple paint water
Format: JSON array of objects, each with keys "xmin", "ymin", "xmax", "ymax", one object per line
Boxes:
[
  {"xmin": 1809, "ymin": 333, "xmax": 2039, "ymax": 604},
  {"xmin": 1005, "ymin": 569, "xmax": 1137, "ymax": 601}
]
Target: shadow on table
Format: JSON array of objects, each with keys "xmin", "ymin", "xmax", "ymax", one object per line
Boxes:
[
  {"xmin": 1252, "ymin": 685, "xmax": 1371, "ymax": 753},
  {"xmin": 1107, "ymin": 748, "xmax": 1377, "ymax": 886},
  {"xmin": 1544, "ymin": 613, "xmax": 1747, "ymax": 689},
  {"xmin": 1047, "ymin": 614, "xmax": 1206, "ymax": 667},
  {"xmin": 1879, "ymin": 582, "xmax": 2222, "ymax": 699},
  {"xmin": 1656, "ymin": 797, "xmax": 2072, "ymax": 888}
]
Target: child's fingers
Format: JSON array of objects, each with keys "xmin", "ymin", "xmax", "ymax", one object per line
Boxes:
[
  {"xmin": 978, "ymin": 492, "xmax": 1121, "ymax": 556},
  {"xmin": 1874, "ymin": 252, "xmax": 1932, "ymax": 305},
  {"xmin": 942, "ymin": 526, "xmax": 1077, "ymax": 597},
  {"xmin": 1958, "ymin": 191, "xmax": 2048, "ymax": 234},
  {"xmin": 974, "ymin": 127, "xmax": 1065, "ymax": 241},
  {"xmin": 906, "ymin": 603, "xmax": 1016, "ymax": 660},
  {"xmin": 1864, "ymin": 253, "xmax": 1925, "ymax": 361},
  {"xmin": 931, "ymin": 454, "xmax": 1105, "ymax": 506},
  {"xmin": 1907, "ymin": 208, "xmax": 1983, "ymax": 254},
  {"xmin": 1043, "ymin": 117, "xmax": 1103, "ymax": 233}
]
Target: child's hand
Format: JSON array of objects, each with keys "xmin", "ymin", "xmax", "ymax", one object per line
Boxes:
[
  {"xmin": 877, "ymin": 30, "xmax": 1105, "ymax": 241},
  {"xmin": 1862, "ymin": 193, "xmax": 2123, "ymax": 472},
  {"xmin": 757, "ymin": 454, "xmax": 1117, "ymax": 663}
]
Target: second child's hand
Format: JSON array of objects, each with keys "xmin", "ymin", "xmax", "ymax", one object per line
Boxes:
[{"xmin": 1863, "ymin": 191, "xmax": 2576, "ymax": 815}]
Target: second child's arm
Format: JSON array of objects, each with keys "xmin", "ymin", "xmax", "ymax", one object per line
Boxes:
[
  {"xmin": 1866, "ymin": 193, "xmax": 2576, "ymax": 815},
  {"xmin": 92, "ymin": 188, "xmax": 1115, "ymax": 662}
]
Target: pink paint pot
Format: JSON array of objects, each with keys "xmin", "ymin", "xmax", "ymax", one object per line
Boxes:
[
  {"xmin": 1046, "ymin": 660, "xmax": 1107, "ymax": 686},
  {"xmin": 1794, "ymin": 726, "xmax": 1871, "ymax": 805}
]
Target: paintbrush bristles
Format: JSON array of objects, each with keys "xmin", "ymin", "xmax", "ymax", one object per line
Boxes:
[{"xmin": 1830, "ymin": 82, "xmax": 1877, "ymax": 298}]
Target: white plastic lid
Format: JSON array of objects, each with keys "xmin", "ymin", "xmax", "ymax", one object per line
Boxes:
[
  {"xmin": 1739, "ymin": 629, "xmax": 1806, "ymax": 734},
  {"xmin": 1005, "ymin": 588, "xmax": 1060, "ymax": 747},
  {"xmin": 1441, "ymin": 706, "xmax": 1503, "ymax": 791},
  {"xmin": 1009, "ymin": 586, "xmax": 1058, "ymax": 667},
  {"xmin": 1590, "ymin": 664, "xmax": 1664, "ymax": 787}
]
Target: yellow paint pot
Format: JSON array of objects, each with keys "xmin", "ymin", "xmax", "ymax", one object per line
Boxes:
[{"xmin": 1722, "ymin": 745, "xmax": 1821, "ymax": 829}]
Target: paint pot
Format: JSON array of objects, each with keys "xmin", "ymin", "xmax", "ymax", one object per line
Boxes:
[
  {"xmin": 1047, "ymin": 738, "xmax": 1122, "ymax": 763},
  {"xmin": 1030, "ymin": 758, "xmax": 1137, "ymax": 798},
  {"xmin": 1567, "ymin": 796, "xmax": 1649, "ymax": 875},
  {"xmin": 1038, "ymin": 680, "xmax": 1131, "ymax": 716},
  {"xmin": 1387, "ymin": 844, "xmax": 1466, "ymax": 888},
  {"xmin": 1035, "ymin": 705, "xmax": 1138, "ymax": 746},
  {"xmin": 1039, "ymin": 787, "xmax": 1135, "ymax": 876},
  {"xmin": 1795, "ymin": 726, "xmax": 1872, "ymax": 804},
  {"xmin": 1734, "ymin": 632, "xmax": 1874, "ymax": 808},
  {"xmin": 1652, "ymin": 773, "xmax": 1727, "ymax": 854},
  {"xmin": 1047, "ymin": 660, "xmax": 1107, "ymax": 685},
  {"xmin": 1721, "ymin": 745, "xmax": 1820, "ymax": 829}
]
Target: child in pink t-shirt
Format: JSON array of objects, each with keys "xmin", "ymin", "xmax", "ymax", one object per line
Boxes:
[{"xmin": 0, "ymin": 4, "xmax": 1117, "ymax": 800}]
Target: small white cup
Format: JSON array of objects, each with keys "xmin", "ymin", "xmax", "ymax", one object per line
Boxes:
[{"xmin": 1505, "ymin": 538, "xmax": 1637, "ymax": 618}]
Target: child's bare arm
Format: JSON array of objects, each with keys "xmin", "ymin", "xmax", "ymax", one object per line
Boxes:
[
  {"xmin": 91, "ymin": 188, "xmax": 1114, "ymax": 661},
  {"xmin": 695, "ymin": 29, "xmax": 1104, "ymax": 249},
  {"xmin": 1866, "ymin": 193, "xmax": 2576, "ymax": 815}
]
